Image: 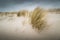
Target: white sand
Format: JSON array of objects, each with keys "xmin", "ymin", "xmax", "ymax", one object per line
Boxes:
[{"xmin": 0, "ymin": 13, "xmax": 60, "ymax": 39}]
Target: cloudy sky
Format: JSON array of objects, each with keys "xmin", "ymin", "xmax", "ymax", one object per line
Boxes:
[{"xmin": 0, "ymin": 0, "xmax": 60, "ymax": 12}]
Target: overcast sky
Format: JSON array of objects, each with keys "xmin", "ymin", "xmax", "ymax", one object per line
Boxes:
[{"xmin": 0, "ymin": 0, "xmax": 60, "ymax": 12}]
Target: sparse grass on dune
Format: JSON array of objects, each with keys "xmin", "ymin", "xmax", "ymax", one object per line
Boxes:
[
  {"xmin": 17, "ymin": 10, "xmax": 28, "ymax": 17},
  {"xmin": 0, "ymin": 7, "xmax": 50, "ymax": 32},
  {"xmin": 0, "ymin": 7, "xmax": 48, "ymax": 32},
  {"xmin": 31, "ymin": 7, "xmax": 48, "ymax": 31}
]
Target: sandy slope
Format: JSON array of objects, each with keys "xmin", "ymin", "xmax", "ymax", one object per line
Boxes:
[{"xmin": 0, "ymin": 13, "xmax": 60, "ymax": 39}]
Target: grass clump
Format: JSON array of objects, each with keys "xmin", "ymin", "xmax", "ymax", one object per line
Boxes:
[{"xmin": 31, "ymin": 7, "xmax": 48, "ymax": 31}]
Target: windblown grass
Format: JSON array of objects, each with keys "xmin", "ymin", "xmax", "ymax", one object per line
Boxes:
[
  {"xmin": 31, "ymin": 7, "xmax": 48, "ymax": 31},
  {"xmin": 17, "ymin": 10, "xmax": 28, "ymax": 17}
]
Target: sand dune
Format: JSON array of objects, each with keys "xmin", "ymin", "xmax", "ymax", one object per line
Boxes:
[{"xmin": 0, "ymin": 7, "xmax": 60, "ymax": 39}]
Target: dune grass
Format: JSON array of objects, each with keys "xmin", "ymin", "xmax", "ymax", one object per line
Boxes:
[
  {"xmin": 31, "ymin": 7, "xmax": 48, "ymax": 31},
  {"xmin": 17, "ymin": 10, "xmax": 28, "ymax": 17}
]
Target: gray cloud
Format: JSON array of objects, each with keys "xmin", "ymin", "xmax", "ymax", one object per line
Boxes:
[{"xmin": 0, "ymin": 0, "xmax": 60, "ymax": 12}]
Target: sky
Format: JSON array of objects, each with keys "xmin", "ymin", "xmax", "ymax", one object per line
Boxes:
[{"xmin": 0, "ymin": 0, "xmax": 60, "ymax": 12}]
